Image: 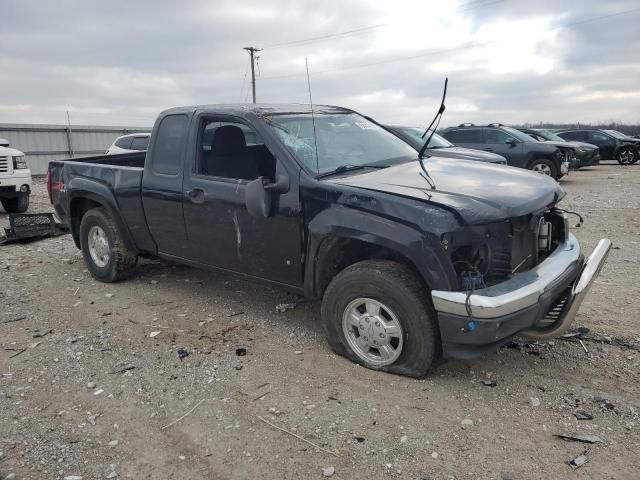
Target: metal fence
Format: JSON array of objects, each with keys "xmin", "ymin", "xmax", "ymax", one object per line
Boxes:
[{"xmin": 0, "ymin": 123, "xmax": 151, "ymax": 175}]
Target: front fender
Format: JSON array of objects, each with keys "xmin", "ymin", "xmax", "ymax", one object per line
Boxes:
[{"xmin": 305, "ymin": 205, "xmax": 456, "ymax": 297}]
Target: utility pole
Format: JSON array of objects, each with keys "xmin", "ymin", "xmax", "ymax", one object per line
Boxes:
[{"xmin": 243, "ymin": 47, "xmax": 262, "ymax": 103}]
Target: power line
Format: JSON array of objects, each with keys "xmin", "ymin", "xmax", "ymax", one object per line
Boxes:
[
  {"xmin": 264, "ymin": 0, "xmax": 503, "ymax": 49},
  {"xmin": 256, "ymin": 6, "xmax": 640, "ymax": 82}
]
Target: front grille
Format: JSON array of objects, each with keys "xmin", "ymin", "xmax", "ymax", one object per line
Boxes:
[{"xmin": 0, "ymin": 156, "xmax": 9, "ymax": 173}]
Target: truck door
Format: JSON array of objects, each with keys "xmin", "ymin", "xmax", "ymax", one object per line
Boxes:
[
  {"xmin": 182, "ymin": 115, "xmax": 303, "ymax": 287},
  {"xmin": 141, "ymin": 113, "xmax": 190, "ymax": 257}
]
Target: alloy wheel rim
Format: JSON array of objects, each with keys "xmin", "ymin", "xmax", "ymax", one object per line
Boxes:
[
  {"xmin": 88, "ymin": 225, "xmax": 110, "ymax": 268},
  {"xmin": 533, "ymin": 163, "xmax": 552, "ymax": 176},
  {"xmin": 342, "ymin": 298, "xmax": 403, "ymax": 366},
  {"xmin": 619, "ymin": 150, "xmax": 634, "ymax": 164}
]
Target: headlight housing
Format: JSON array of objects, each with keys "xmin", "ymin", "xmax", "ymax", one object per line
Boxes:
[{"xmin": 13, "ymin": 156, "xmax": 28, "ymax": 169}]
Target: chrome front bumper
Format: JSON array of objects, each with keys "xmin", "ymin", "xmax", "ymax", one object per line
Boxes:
[{"xmin": 432, "ymin": 235, "xmax": 611, "ymax": 335}]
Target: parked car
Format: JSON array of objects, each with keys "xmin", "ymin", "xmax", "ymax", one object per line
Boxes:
[
  {"xmin": 555, "ymin": 129, "xmax": 639, "ymax": 165},
  {"xmin": 383, "ymin": 125, "xmax": 507, "ymax": 164},
  {"xmin": 0, "ymin": 139, "xmax": 32, "ymax": 213},
  {"xmin": 517, "ymin": 128, "xmax": 600, "ymax": 168},
  {"xmin": 106, "ymin": 133, "xmax": 151, "ymax": 155},
  {"xmin": 48, "ymin": 104, "xmax": 611, "ymax": 378},
  {"xmin": 441, "ymin": 124, "xmax": 569, "ymax": 180}
]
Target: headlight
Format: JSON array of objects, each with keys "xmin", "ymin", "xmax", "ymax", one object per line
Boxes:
[
  {"xmin": 13, "ymin": 156, "xmax": 28, "ymax": 169},
  {"xmin": 578, "ymin": 147, "xmax": 589, "ymax": 152}
]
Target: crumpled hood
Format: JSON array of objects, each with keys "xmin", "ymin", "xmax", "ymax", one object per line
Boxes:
[
  {"xmin": 0, "ymin": 146, "xmax": 24, "ymax": 157},
  {"xmin": 428, "ymin": 147, "xmax": 506, "ymax": 163},
  {"xmin": 329, "ymin": 158, "xmax": 564, "ymax": 225}
]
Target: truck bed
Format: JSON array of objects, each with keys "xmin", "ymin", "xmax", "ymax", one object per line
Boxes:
[{"xmin": 48, "ymin": 151, "xmax": 157, "ymax": 255}]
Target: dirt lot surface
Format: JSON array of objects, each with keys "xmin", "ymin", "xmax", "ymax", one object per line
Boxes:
[{"xmin": 1, "ymin": 163, "xmax": 639, "ymax": 480}]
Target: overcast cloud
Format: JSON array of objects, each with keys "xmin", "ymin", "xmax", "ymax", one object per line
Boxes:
[{"xmin": 1, "ymin": 0, "xmax": 639, "ymax": 127}]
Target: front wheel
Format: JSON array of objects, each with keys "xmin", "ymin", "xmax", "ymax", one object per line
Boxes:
[
  {"xmin": 529, "ymin": 158, "xmax": 558, "ymax": 180},
  {"xmin": 616, "ymin": 147, "xmax": 638, "ymax": 165},
  {"xmin": 79, "ymin": 207, "xmax": 137, "ymax": 282},
  {"xmin": 321, "ymin": 260, "xmax": 438, "ymax": 378},
  {"xmin": 1, "ymin": 195, "xmax": 29, "ymax": 213}
]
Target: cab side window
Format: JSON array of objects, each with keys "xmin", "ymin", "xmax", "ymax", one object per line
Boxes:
[
  {"xmin": 445, "ymin": 129, "xmax": 482, "ymax": 144},
  {"xmin": 485, "ymin": 129, "xmax": 514, "ymax": 144},
  {"xmin": 589, "ymin": 131, "xmax": 612, "ymax": 144},
  {"xmin": 197, "ymin": 119, "xmax": 276, "ymax": 181}
]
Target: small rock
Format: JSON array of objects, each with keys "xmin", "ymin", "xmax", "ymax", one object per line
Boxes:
[
  {"xmin": 531, "ymin": 397, "xmax": 541, "ymax": 407},
  {"xmin": 87, "ymin": 414, "xmax": 98, "ymax": 425},
  {"xmin": 322, "ymin": 466, "xmax": 335, "ymax": 477},
  {"xmin": 179, "ymin": 455, "xmax": 186, "ymax": 461},
  {"xmin": 94, "ymin": 389, "xmax": 104, "ymax": 396},
  {"xmin": 108, "ymin": 440, "xmax": 119, "ymax": 447},
  {"xmin": 400, "ymin": 435, "xmax": 408, "ymax": 443},
  {"xmin": 106, "ymin": 472, "xmax": 117, "ymax": 479},
  {"xmin": 481, "ymin": 379, "xmax": 497, "ymax": 387},
  {"xmin": 235, "ymin": 347, "xmax": 247, "ymax": 356},
  {"xmin": 5, "ymin": 474, "xmax": 16, "ymax": 480},
  {"xmin": 87, "ymin": 382, "xmax": 96, "ymax": 389},
  {"xmin": 461, "ymin": 418, "xmax": 474, "ymax": 427},
  {"xmin": 294, "ymin": 350, "xmax": 303, "ymax": 355},
  {"xmin": 105, "ymin": 293, "xmax": 114, "ymax": 298},
  {"xmin": 574, "ymin": 411, "xmax": 594, "ymax": 420},
  {"xmin": 64, "ymin": 476, "xmax": 83, "ymax": 480},
  {"xmin": 431, "ymin": 451, "xmax": 439, "ymax": 459},
  {"xmin": 149, "ymin": 331, "xmax": 161, "ymax": 338},
  {"xmin": 276, "ymin": 303, "xmax": 297, "ymax": 313}
]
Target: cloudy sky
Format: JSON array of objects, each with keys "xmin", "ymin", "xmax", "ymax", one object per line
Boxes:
[{"xmin": 2, "ymin": 0, "xmax": 639, "ymax": 127}]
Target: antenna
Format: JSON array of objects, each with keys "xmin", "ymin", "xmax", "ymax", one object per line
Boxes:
[{"xmin": 305, "ymin": 57, "xmax": 320, "ymax": 176}]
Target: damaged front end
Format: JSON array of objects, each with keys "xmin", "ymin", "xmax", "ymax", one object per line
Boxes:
[{"xmin": 432, "ymin": 207, "xmax": 611, "ymax": 359}]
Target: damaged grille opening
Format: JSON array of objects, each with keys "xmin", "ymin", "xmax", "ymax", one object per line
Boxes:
[{"xmin": 449, "ymin": 208, "xmax": 567, "ymax": 290}]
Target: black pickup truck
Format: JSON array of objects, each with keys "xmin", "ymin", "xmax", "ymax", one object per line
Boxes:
[{"xmin": 48, "ymin": 104, "xmax": 611, "ymax": 377}]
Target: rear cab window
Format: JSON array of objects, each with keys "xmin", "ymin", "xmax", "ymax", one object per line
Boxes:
[
  {"xmin": 152, "ymin": 115, "xmax": 188, "ymax": 175},
  {"xmin": 115, "ymin": 136, "xmax": 133, "ymax": 149},
  {"xmin": 131, "ymin": 136, "xmax": 150, "ymax": 150}
]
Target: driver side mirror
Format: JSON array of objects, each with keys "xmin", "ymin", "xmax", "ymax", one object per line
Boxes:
[
  {"xmin": 506, "ymin": 138, "xmax": 518, "ymax": 147},
  {"xmin": 245, "ymin": 177, "xmax": 273, "ymax": 218}
]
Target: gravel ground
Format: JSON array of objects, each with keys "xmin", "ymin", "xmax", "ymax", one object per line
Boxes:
[{"xmin": 1, "ymin": 162, "xmax": 639, "ymax": 480}]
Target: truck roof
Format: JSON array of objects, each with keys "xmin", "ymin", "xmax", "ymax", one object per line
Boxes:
[{"xmin": 160, "ymin": 103, "xmax": 354, "ymax": 117}]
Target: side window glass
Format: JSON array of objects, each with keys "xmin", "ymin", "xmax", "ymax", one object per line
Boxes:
[
  {"xmin": 115, "ymin": 136, "xmax": 133, "ymax": 149},
  {"xmin": 152, "ymin": 115, "xmax": 188, "ymax": 175},
  {"xmin": 589, "ymin": 131, "xmax": 610, "ymax": 143},
  {"xmin": 446, "ymin": 129, "xmax": 481, "ymax": 144},
  {"xmin": 485, "ymin": 129, "xmax": 513, "ymax": 144},
  {"xmin": 197, "ymin": 119, "xmax": 275, "ymax": 181},
  {"xmin": 131, "ymin": 136, "xmax": 149, "ymax": 150}
]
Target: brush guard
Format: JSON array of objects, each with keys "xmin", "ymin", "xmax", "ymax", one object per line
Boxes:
[{"xmin": 1, "ymin": 213, "xmax": 70, "ymax": 245}]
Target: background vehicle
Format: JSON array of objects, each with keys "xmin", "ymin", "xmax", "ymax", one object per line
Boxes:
[
  {"xmin": 0, "ymin": 139, "xmax": 32, "ymax": 213},
  {"xmin": 384, "ymin": 125, "xmax": 507, "ymax": 164},
  {"xmin": 48, "ymin": 104, "xmax": 610, "ymax": 378},
  {"xmin": 106, "ymin": 133, "xmax": 151, "ymax": 155},
  {"xmin": 441, "ymin": 124, "xmax": 569, "ymax": 179},
  {"xmin": 517, "ymin": 128, "xmax": 600, "ymax": 168},
  {"xmin": 555, "ymin": 129, "xmax": 639, "ymax": 165}
]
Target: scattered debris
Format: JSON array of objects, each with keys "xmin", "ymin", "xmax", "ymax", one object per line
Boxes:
[
  {"xmin": 227, "ymin": 311, "xmax": 245, "ymax": 318},
  {"xmin": 87, "ymin": 413, "xmax": 99, "ymax": 425},
  {"xmin": 1, "ymin": 213, "xmax": 70, "ymax": 245},
  {"xmin": 322, "ymin": 466, "xmax": 335, "ymax": 477},
  {"xmin": 461, "ymin": 418, "xmax": 474, "ymax": 428},
  {"xmin": 149, "ymin": 331, "xmax": 161, "ymax": 338},
  {"xmin": 111, "ymin": 364, "xmax": 136, "ymax": 374},
  {"xmin": 275, "ymin": 303, "xmax": 297, "ymax": 313},
  {"xmin": 531, "ymin": 397, "xmax": 541, "ymax": 408},
  {"xmin": 235, "ymin": 347, "xmax": 247, "ymax": 356},
  {"xmin": 593, "ymin": 396, "xmax": 615, "ymax": 412},
  {"xmin": 8, "ymin": 348, "xmax": 26, "ymax": 359},
  {"xmin": 568, "ymin": 448, "xmax": 590, "ymax": 469},
  {"xmin": 94, "ymin": 389, "xmax": 105, "ymax": 396},
  {"xmin": 574, "ymin": 411, "xmax": 594, "ymax": 420},
  {"xmin": 554, "ymin": 432, "xmax": 604, "ymax": 444},
  {"xmin": 560, "ymin": 327, "xmax": 640, "ymax": 352},
  {"xmin": 400, "ymin": 435, "xmax": 408, "ymax": 443},
  {"xmin": 87, "ymin": 382, "xmax": 96, "ymax": 389},
  {"xmin": 161, "ymin": 399, "xmax": 206, "ymax": 430},
  {"xmin": 253, "ymin": 391, "xmax": 270, "ymax": 402},
  {"xmin": 354, "ymin": 436, "xmax": 365, "ymax": 443},
  {"xmin": 108, "ymin": 439, "xmax": 119, "ymax": 447},
  {"xmin": 1, "ymin": 316, "xmax": 25, "ymax": 324},
  {"xmin": 256, "ymin": 415, "xmax": 338, "ymax": 457},
  {"xmin": 481, "ymin": 379, "xmax": 497, "ymax": 387},
  {"xmin": 32, "ymin": 328, "xmax": 53, "ymax": 338},
  {"xmin": 431, "ymin": 451, "xmax": 439, "ymax": 459},
  {"xmin": 579, "ymin": 339, "xmax": 589, "ymax": 353},
  {"xmin": 177, "ymin": 348, "xmax": 189, "ymax": 361}
]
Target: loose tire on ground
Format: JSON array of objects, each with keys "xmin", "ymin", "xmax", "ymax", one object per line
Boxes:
[
  {"xmin": 321, "ymin": 260, "xmax": 438, "ymax": 378},
  {"xmin": 79, "ymin": 207, "xmax": 137, "ymax": 282},
  {"xmin": 1, "ymin": 195, "xmax": 29, "ymax": 213},
  {"xmin": 616, "ymin": 147, "xmax": 638, "ymax": 165},
  {"xmin": 529, "ymin": 158, "xmax": 558, "ymax": 180}
]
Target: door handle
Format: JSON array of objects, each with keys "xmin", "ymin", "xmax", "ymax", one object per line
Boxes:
[{"xmin": 187, "ymin": 188, "xmax": 208, "ymax": 204}]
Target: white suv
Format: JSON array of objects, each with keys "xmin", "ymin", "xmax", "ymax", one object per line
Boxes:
[
  {"xmin": 106, "ymin": 133, "xmax": 150, "ymax": 155},
  {"xmin": 0, "ymin": 138, "xmax": 32, "ymax": 213}
]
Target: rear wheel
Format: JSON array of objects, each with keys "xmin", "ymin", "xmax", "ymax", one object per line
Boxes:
[
  {"xmin": 529, "ymin": 158, "xmax": 558, "ymax": 179},
  {"xmin": 79, "ymin": 207, "xmax": 137, "ymax": 282},
  {"xmin": 616, "ymin": 147, "xmax": 637, "ymax": 165},
  {"xmin": 321, "ymin": 260, "xmax": 438, "ymax": 378},
  {"xmin": 1, "ymin": 194, "xmax": 29, "ymax": 213}
]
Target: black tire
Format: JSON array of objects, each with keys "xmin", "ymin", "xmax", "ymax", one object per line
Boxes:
[
  {"xmin": 1, "ymin": 195, "xmax": 29, "ymax": 213},
  {"xmin": 79, "ymin": 207, "xmax": 137, "ymax": 282},
  {"xmin": 616, "ymin": 147, "xmax": 638, "ymax": 165},
  {"xmin": 321, "ymin": 260, "xmax": 438, "ymax": 378},
  {"xmin": 529, "ymin": 158, "xmax": 558, "ymax": 180}
]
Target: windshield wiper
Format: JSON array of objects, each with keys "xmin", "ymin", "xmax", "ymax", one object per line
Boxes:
[
  {"xmin": 415, "ymin": 78, "xmax": 448, "ymax": 190},
  {"xmin": 317, "ymin": 164, "xmax": 387, "ymax": 179}
]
